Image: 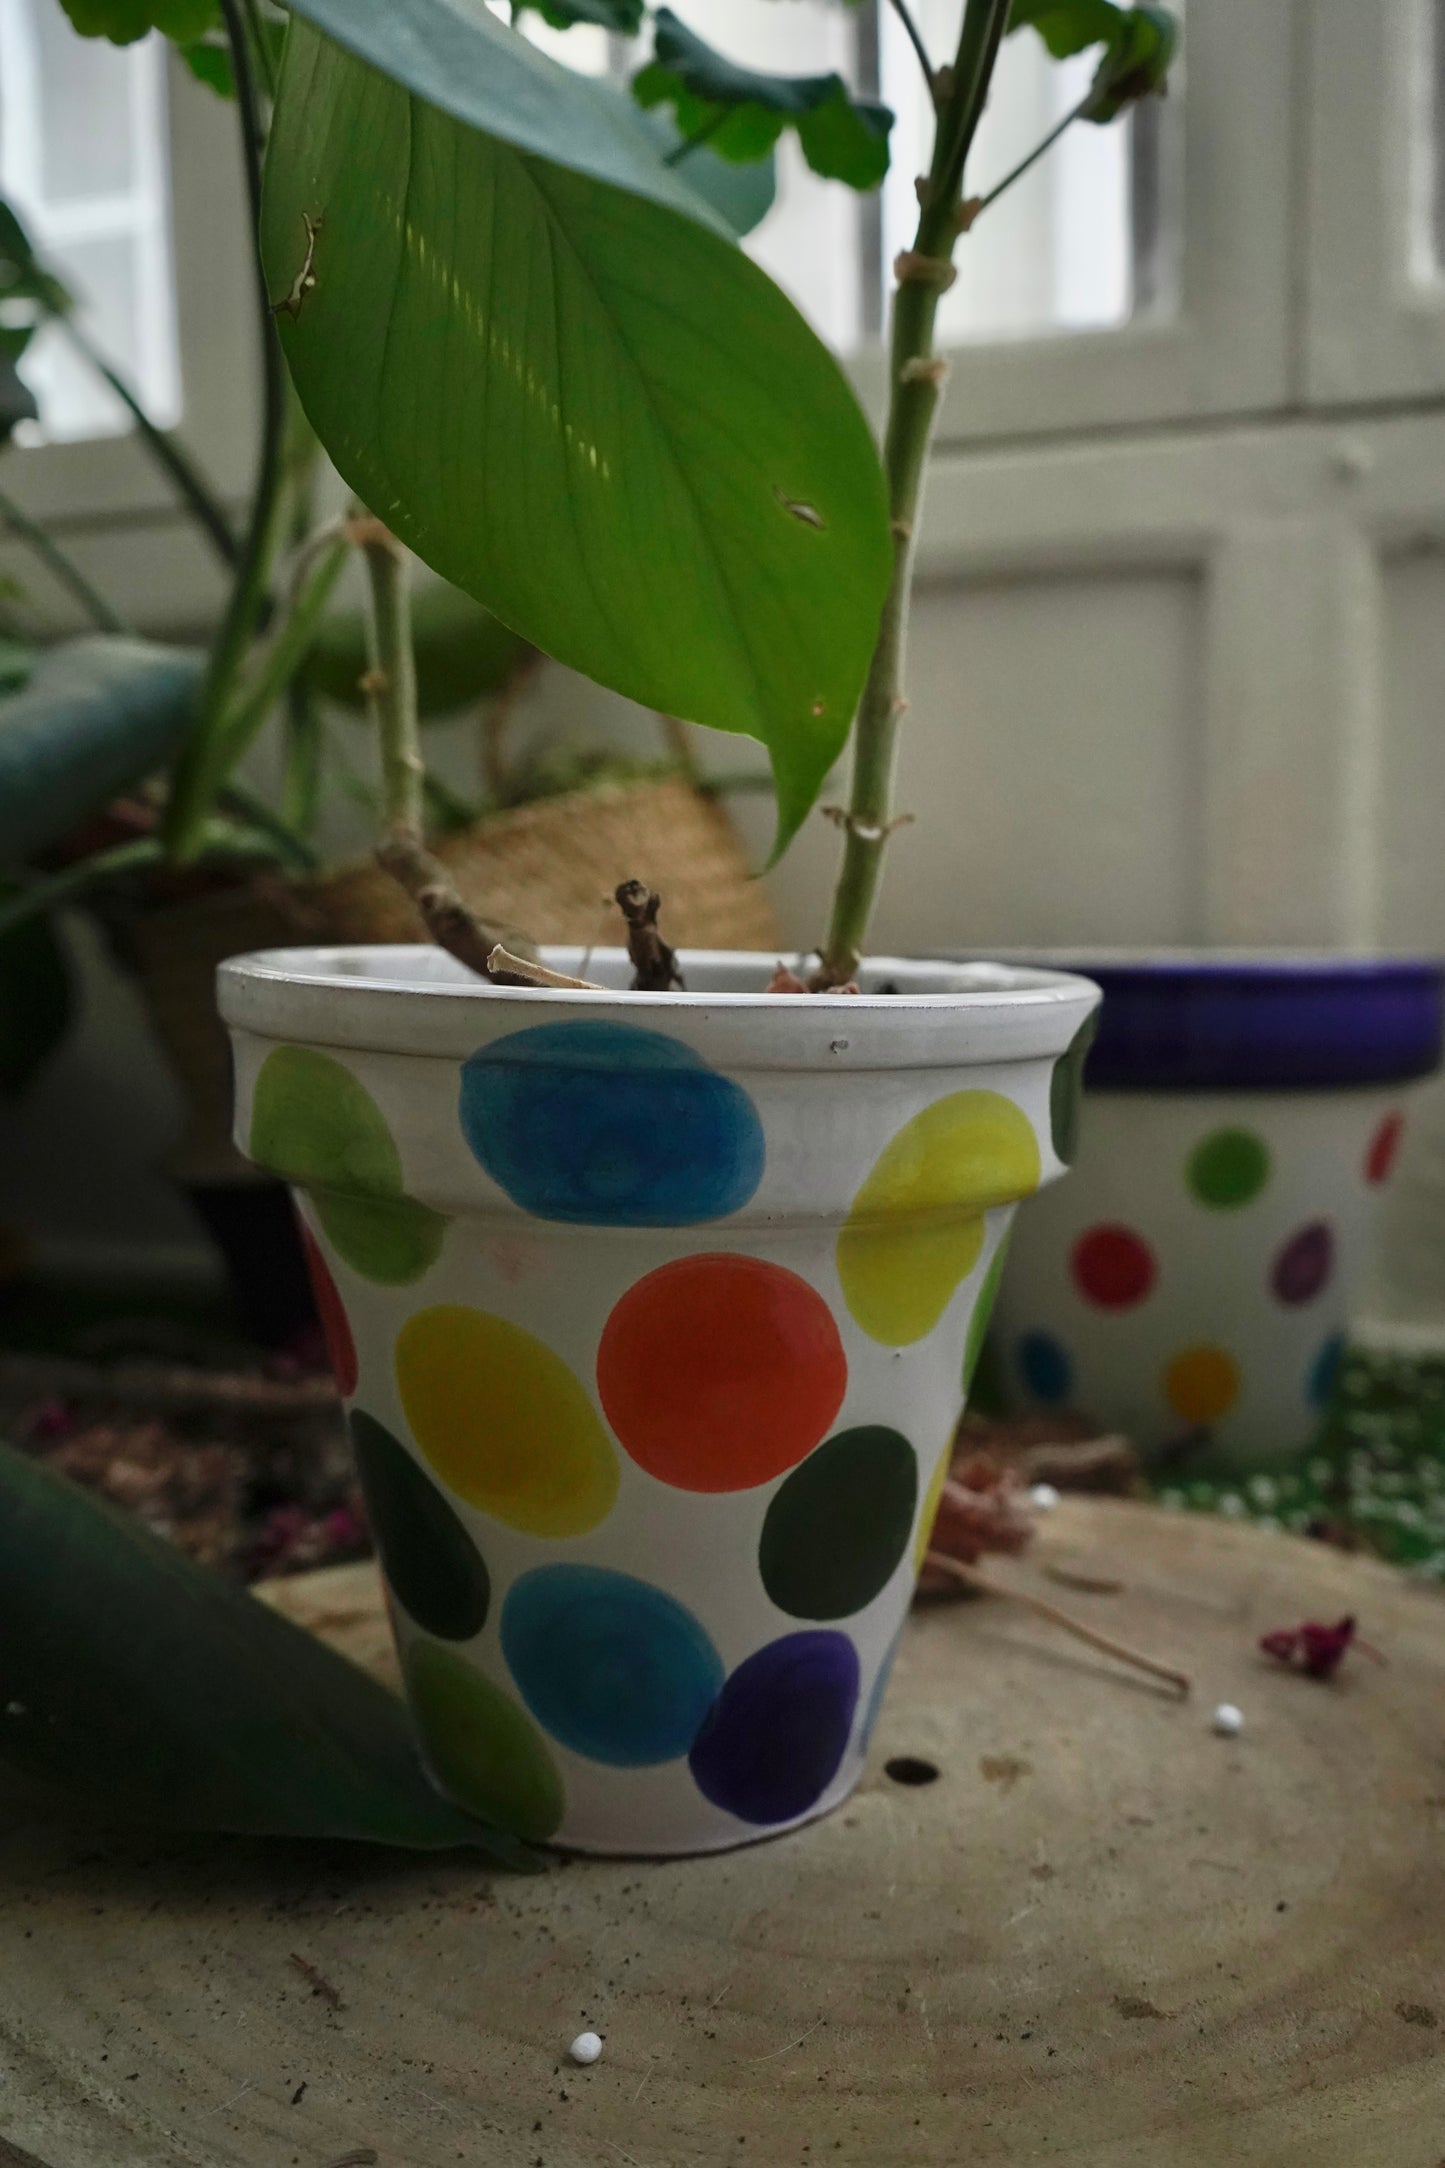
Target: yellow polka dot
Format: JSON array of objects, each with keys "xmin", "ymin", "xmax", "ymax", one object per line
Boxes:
[
  {"xmin": 912, "ymin": 1436, "xmax": 954, "ymax": 1574},
  {"xmin": 395, "ymin": 1305, "xmax": 618, "ymax": 1536},
  {"xmin": 1163, "ymin": 1345, "xmax": 1240, "ymax": 1426},
  {"xmin": 837, "ymin": 1092, "xmax": 1041, "ymax": 1346}
]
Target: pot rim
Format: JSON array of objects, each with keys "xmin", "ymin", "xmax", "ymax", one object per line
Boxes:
[
  {"xmin": 947, "ymin": 947, "xmax": 1445, "ymax": 1090},
  {"xmin": 217, "ymin": 945, "xmax": 1100, "ymax": 1071}
]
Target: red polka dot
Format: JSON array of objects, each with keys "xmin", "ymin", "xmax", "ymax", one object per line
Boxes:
[
  {"xmin": 597, "ymin": 1254, "xmax": 847, "ymax": 1493},
  {"xmin": 299, "ymin": 1218, "xmax": 358, "ymax": 1396},
  {"xmin": 1071, "ymin": 1224, "xmax": 1157, "ymax": 1310},
  {"xmin": 1365, "ymin": 1112, "xmax": 1404, "ymax": 1186}
]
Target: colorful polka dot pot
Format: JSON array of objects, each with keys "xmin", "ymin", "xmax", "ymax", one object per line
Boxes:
[
  {"xmin": 998, "ymin": 1065, "xmax": 1435, "ymax": 1473},
  {"xmin": 220, "ymin": 943, "xmax": 1097, "ymax": 1855}
]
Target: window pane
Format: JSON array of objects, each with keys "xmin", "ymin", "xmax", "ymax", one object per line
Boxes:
[
  {"xmin": 0, "ymin": 0, "xmax": 179, "ymax": 440},
  {"xmin": 881, "ymin": 0, "xmax": 1183, "ymax": 345}
]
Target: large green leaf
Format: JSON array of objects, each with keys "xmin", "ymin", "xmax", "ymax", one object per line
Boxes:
[
  {"xmin": 0, "ymin": 637, "xmax": 202, "ymax": 866},
  {"xmin": 263, "ymin": 4, "xmax": 890, "ymax": 853},
  {"xmin": 0, "ymin": 1441, "xmax": 538, "ymax": 1859},
  {"xmin": 518, "ymin": 0, "xmax": 643, "ymax": 28},
  {"xmin": 55, "ymin": 0, "xmax": 218, "ymax": 42},
  {"xmin": 0, "ymin": 901, "xmax": 71, "ymax": 1094},
  {"xmin": 633, "ymin": 10, "xmax": 894, "ymax": 189}
]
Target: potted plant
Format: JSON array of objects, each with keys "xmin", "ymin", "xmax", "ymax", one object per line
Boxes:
[
  {"xmin": 990, "ymin": 951, "xmax": 1445, "ymax": 1475},
  {"xmin": 40, "ymin": 0, "xmax": 1174, "ymax": 1852}
]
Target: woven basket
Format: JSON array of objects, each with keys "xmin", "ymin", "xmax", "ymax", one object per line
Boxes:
[{"xmin": 131, "ymin": 775, "xmax": 779, "ymax": 1182}]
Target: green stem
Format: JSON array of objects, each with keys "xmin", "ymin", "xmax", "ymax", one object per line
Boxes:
[
  {"xmin": 0, "ymin": 485, "xmax": 131, "ymax": 636},
  {"xmin": 968, "ymin": 89, "xmax": 1096, "ymax": 221},
  {"xmin": 886, "ymin": 0, "xmax": 936, "ymax": 87},
  {"xmin": 0, "ymin": 485, "xmax": 129, "ymax": 633},
  {"xmin": 818, "ymin": 0, "xmax": 1012, "ymax": 985},
  {"xmin": 663, "ymin": 110, "xmax": 729, "ymax": 166},
  {"xmin": 359, "ymin": 530, "xmax": 423, "ymax": 840},
  {"xmin": 0, "ymin": 837, "xmax": 162, "ymax": 941},
  {"xmin": 199, "ymin": 533, "xmax": 350, "ymax": 795},
  {"xmin": 58, "ymin": 318, "xmax": 239, "ymax": 571},
  {"xmin": 161, "ymin": 0, "xmax": 288, "ymax": 862},
  {"xmin": 241, "ymin": 0, "xmax": 278, "ymax": 100}
]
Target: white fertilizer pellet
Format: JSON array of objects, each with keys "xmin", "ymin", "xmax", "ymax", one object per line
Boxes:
[
  {"xmin": 1028, "ymin": 1483, "xmax": 1061, "ymax": 1512},
  {"xmin": 569, "ymin": 2032, "xmax": 603, "ymax": 2066},
  {"xmin": 1211, "ymin": 1703, "xmax": 1244, "ymax": 1738}
]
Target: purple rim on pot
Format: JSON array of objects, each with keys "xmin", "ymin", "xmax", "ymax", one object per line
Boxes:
[{"xmin": 950, "ymin": 953, "xmax": 1445, "ymax": 1092}]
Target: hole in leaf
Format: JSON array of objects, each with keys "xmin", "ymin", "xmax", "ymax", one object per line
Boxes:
[
  {"xmin": 774, "ymin": 487, "xmax": 825, "ymax": 530},
  {"xmin": 885, "ymin": 1755, "xmax": 940, "ymax": 1787}
]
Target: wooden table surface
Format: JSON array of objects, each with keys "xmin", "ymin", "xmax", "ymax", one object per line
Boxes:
[{"xmin": 2, "ymin": 1499, "xmax": 1442, "ymax": 2168}]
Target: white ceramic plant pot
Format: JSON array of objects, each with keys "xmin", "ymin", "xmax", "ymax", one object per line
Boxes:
[
  {"xmin": 990, "ymin": 955, "xmax": 1445, "ymax": 1474},
  {"xmin": 220, "ymin": 946, "xmax": 1097, "ymax": 1856}
]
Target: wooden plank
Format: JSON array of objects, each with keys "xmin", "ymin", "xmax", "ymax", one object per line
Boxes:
[{"xmin": 1, "ymin": 1500, "xmax": 1441, "ymax": 2167}]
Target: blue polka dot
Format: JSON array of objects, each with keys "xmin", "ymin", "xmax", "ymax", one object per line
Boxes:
[
  {"xmin": 460, "ymin": 1021, "xmax": 765, "ymax": 1227},
  {"xmin": 689, "ymin": 1630, "xmax": 859, "ymax": 1826},
  {"xmin": 500, "ymin": 1564, "xmax": 723, "ymax": 1767},
  {"xmin": 1308, "ymin": 1332, "xmax": 1344, "ymax": 1411},
  {"xmin": 1018, "ymin": 1330, "xmax": 1072, "ymax": 1405}
]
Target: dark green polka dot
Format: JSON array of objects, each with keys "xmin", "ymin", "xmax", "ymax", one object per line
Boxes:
[
  {"xmin": 1049, "ymin": 1013, "xmax": 1097, "ymax": 1166},
  {"xmin": 405, "ymin": 1640, "xmax": 564, "ymax": 1842},
  {"xmin": 249, "ymin": 1045, "xmax": 446, "ymax": 1282},
  {"xmin": 963, "ymin": 1233, "xmax": 1011, "ymax": 1397},
  {"xmin": 759, "ymin": 1426, "xmax": 917, "ymax": 1621},
  {"xmin": 349, "ymin": 1410, "xmax": 489, "ymax": 1640},
  {"xmin": 1187, "ymin": 1128, "xmax": 1270, "ymax": 1209}
]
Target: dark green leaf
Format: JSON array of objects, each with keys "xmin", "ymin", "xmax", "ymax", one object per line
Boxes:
[
  {"xmin": 627, "ymin": 96, "xmax": 777, "ymax": 237},
  {"xmin": 1083, "ymin": 4, "xmax": 1177, "ymax": 119},
  {"xmin": 0, "ymin": 344, "xmax": 37, "ymax": 446},
  {"xmin": 0, "ymin": 1441, "xmax": 538, "ymax": 1858},
  {"xmin": 178, "ymin": 30, "xmax": 236, "ymax": 94},
  {"xmin": 633, "ymin": 9, "xmax": 894, "ymax": 189},
  {"xmin": 264, "ymin": 6, "xmax": 890, "ymax": 853},
  {"xmin": 55, "ymin": 0, "xmax": 219, "ymax": 43},
  {"xmin": 0, "ymin": 903, "xmax": 70, "ymax": 1094},
  {"xmin": 1007, "ymin": 0, "xmax": 1122, "ymax": 58},
  {"xmin": 0, "ymin": 637, "xmax": 203, "ymax": 866},
  {"xmin": 0, "ymin": 197, "xmax": 74, "ymax": 318},
  {"xmin": 307, "ymin": 581, "xmax": 535, "ymax": 717},
  {"xmin": 519, "ymin": 0, "xmax": 644, "ymax": 28}
]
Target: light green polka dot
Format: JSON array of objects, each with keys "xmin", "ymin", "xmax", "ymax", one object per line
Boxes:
[
  {"xmin": 405, "ymin": 1640, "xmax": 565, "ymax": 1842},
  {"xmin": 1187, "ymin": 1128, "xmax": 1270, "ymax": 1209},
  {"xmin": 249, "ymin": 1046, "xmax": 446, "ymax": 1283}
]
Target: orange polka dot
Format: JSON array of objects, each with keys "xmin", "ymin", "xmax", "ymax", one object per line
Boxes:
[
  {"xmin": 1163, "ymin": 1345, "xmax": 1239, "ymax": 1426},
  {"xmin": 597, "ymin": 1254, "xmax": 846, "ymax": 1493}
]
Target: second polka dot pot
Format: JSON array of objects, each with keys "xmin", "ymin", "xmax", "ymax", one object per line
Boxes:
[
  {"xmin": 220, "ymin": 945, "xmax": 1097, "ymax": 1856},
  {"xmin": 991, "ymin": 954, "xmax": 1444, "ymax": 1475}
]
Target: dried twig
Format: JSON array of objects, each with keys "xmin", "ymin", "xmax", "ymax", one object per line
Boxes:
[
  {"xmin": 486, "ymin": 945, "xmax": 603, "ymax": 992},
  {"xmin": 289, "ymin": 1950, "xmax": 343, "ymax": 2010},
  {"xmin": 925, "ymin": 1550, "xmax": 1192, "ymax": 1697},
  {"xmin": 374, "ymin": 832, "xmax": 512, "ymax": 980},
  {"xmin": 614, "ymin": 878, "xmax": 684, "ymax": 991}
]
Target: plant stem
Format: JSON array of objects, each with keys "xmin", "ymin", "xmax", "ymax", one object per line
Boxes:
[
  {"xmin": 0, "ymin": 838, "xmax": 163, "ymax": 942},
  {"xmin": 241, "ymin": 0, "xmax": 278, "ymax": 100},
  {"xmin": 967, "ymin": 89, "xmax": 1097, "ymax": 222},
  {"xmin": 359, "ymin": 522, "xmax": 509, "ymax": 978},
  {"xmin": 662, "ymin": 110, "xmax": 729, "ymax": 167},
  {"xmin": 886, "ymin": 0, "xmax": 936, "ymax": 89},
  {"xmin": 817, "ymin": 0, "xmax": 1012, "ymax": 985},
  {"xmin": 161, "ymin": 0, "xmax": 288, "ymax": 863},
  {"xmin": 924, "ymin": 1551, "xmax": 1193, "ymax": 1696},
  {"xmin": 57, "ymin": 318, "xmax": 239, "ymax": 571},
  {"xmin": 0, "ymin": 485, "xmax": 131, "ymax": 636}
]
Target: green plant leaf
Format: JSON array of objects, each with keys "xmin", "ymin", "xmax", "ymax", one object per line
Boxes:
[
  {"xmin": 55, "ymin": 0, "xmax": 219, "ymax": 43},
  {"xmin": 1008, "ymin": 0, "xmax": 1122, "ymax": 58},
  {"xmin": 1009, "ymin": 0, "xmax": 1177, "ymax": 118},
  {"xmin": 307, "ymin": 580, "xmax": 535, "ymax": 717},
  {"xmin": 517, "ymin": 0, "xmax": 644, "ymax": 28},
  {"xmin": 264, "ymin": 6, "xmax": 890, "ymax": 852},
  {"xmin": 1083, "ymin": 4, "xmax": 1176, "ymax": 119},
  {"xmin": 0, "ymin": 902, "xmax": 70, "ymax": 1094},
  {"xmin": 633, "ymin": 9, "xmax": 894, "ymax": 188},
  {"xmin": 0, "ymin": 197, "xmax": 74, "ymax": 319},
  {"xmin": 0, "ymin": 637, "xmax": 202, "ymax": 867},
  {"xmin": 0, "ymin": 1441, "xmax": 539, "ymax": 1858},
  {"xmin": 627, "ymin": 97, "xmax": 777, "ymax": 237},
  {"xmin": 0, "ymin": 345, "xmax": 37, "ymax": 446}
]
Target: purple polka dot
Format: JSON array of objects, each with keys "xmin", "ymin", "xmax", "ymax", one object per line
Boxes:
[
  {"xmin": 1271, "ymin": 1220, "xmax": 1334, "ymax": 1305},
  {"xmin": 688, "ymin": 1631, "xmax": 859, "ymax": 1826}
]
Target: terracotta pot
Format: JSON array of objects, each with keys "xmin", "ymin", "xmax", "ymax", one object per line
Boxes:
[{"xmin": 220, "ymin": 944, "xmax": 1096, "ymax": 1855}]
